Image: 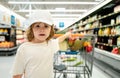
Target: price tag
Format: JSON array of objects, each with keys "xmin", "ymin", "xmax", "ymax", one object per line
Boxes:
[{"xmin": 0, "ymin": 36, "xmax": 5, "ymax": 41}]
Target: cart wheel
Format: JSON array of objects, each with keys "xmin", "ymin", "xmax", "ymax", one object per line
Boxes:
[{"xmin": 63, "ymin": 73, "xmax": 67, "ymax": 78}]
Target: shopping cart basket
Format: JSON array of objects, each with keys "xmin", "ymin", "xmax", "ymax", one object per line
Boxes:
[{"xmin": 54, "ymin": 34, "xmax": 96, "ymax": 78}]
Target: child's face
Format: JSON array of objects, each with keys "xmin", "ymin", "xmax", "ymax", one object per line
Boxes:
[{"xmin": 32, "ymin": 22, "xmax": 51, "ymax": 43}]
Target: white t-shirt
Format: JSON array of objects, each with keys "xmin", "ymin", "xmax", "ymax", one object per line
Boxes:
[{"xmin": 11, "ymin": 39, "xmax": 59, "ymax": 78}]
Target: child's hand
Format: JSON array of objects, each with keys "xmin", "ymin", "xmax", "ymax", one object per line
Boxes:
[
  {"xmin": 58, "ymin": 30, "xmax": 72, "ymax": 43},
  {"xmin": 64, "ymin": 31, "xmax": 72, "ymax": 38}
]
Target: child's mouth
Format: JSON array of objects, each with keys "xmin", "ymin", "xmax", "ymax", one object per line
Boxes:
[{"xmin": 39, "ymin": 34, "xmax": 45, "ymax": 36}]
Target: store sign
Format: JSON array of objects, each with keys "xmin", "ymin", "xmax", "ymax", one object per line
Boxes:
[
  {"xmin": 59, "ymin": 22, "xmax": 64, "ymax": 28},
  {"xmin": 11, "ymin": 15, "xmax": 15, "ymax": 25}
]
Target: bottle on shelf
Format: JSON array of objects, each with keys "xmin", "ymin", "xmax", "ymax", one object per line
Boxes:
[
  {"xmin": 104, "ymin": 27, "xmax": 111, "ymax": 36},
  {"xmin": 4, "ymin": 29, "xmax": 8, "ymax": 34},
  {"xmin": 117, "ymin": 36, "xmax": 120, "ymax": 46},
  {"xmin": 111, "ymin": 27, "xmax": 116, "ymax": 36},
  {"xmin": 110, "ymin": 19, "xmax": 115, "ymax": 25},
  {"xmin": 116, "ymin": 15, "xmax": 120, "ymax": 24},
  {"xmin": 98, "ymin": 28, "xmax": 103, "ymax": 36},
  {"xmin": 108, "ymin": 37, "xmax": 112, "ymax": 45}
]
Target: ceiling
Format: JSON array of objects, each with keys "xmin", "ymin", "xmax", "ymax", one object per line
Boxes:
[
  {"xmin": 0, "ymin": 0, "xmax": 103, "ymax": 18},
  {"xmin": 0, "ymin": 0, "xmax": 105, "ymax": 20}
]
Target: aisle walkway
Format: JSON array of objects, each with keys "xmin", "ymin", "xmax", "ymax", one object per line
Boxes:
[{"xmin": 0, "ymin": 55, "xmax": 111, "ymax": 78}]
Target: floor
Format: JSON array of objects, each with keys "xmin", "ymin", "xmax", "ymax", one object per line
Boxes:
[{"xmin": 0, "ymin": 55, "xmax": 112, "ymax": 78}]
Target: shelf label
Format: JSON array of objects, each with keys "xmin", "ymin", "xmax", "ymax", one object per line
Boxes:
[{"xmin": 0, "ymin": 36, "xmax": 5, "ymax": 41}]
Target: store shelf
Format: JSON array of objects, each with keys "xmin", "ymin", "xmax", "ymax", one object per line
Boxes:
[
  {"xmin": 0, "ymin": 23, "xmax": 10, "ymax": 26},
  {"xmin": 93, "ymin": 57, "xmax": 120, "ymax": 78},
  {"xmin": 0, "ymin": 33, "xmax": 9, "ymax": 36},
  {"xmin": 98, "ymin": 23, "xmax": 120, "ymax": 29},
  {"xmin": 94, "ymin": 48, "xmax": 120, "ymax": 70},
  {"xmin": 95, "ymin": 48, "xmax": 120, "ymax": 60},
  {"xmin": 16, "ymin": 27, "xmax": 25, "ymax": 31},
  {"xmin": 75, "ymin": 23, "xmax": 120, "ymax": 33},
  {"xmin": 96, "ymin": 42, "xmax": 116, "ymax": 47},
  {"xmin": 0, "ymin": 46, "xmax": 18, "ymax": 56},
  {"xmin": 0, "ymin": 46, "xmax": 18, "ymax": 51},
  {"xmin": 0, "ymin": 23, "xmax": 17, "ymax": 56},
  {"xmin": 77, "ymin": 28, "xmax": 95, "ymax": 32},
  {"xmin": 76, "ymin": 11, "xmax": 120, "ymax": 29},
  {"xmin": 98, "ymin": 11, "xmax": 120, "ymax": 20},
  {"xmin": 0, "ymin": 25, "xmax": 11, "ymax": 28}
]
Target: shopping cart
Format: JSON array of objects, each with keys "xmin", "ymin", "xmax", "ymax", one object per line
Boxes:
[{"xmin": 54, "ymin": 34, "xmax": 95, "ymax": 78}]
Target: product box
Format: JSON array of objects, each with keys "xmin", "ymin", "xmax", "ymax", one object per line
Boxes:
[{"xmin": 114, "ymin": 5, "xmax": 120, "ymax": 12}]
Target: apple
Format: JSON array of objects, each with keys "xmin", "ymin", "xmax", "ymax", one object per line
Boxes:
[
  {"xmin": 112, "ymin": 47, "xmax": 119, "ymax": 54},
  {"xmin": 86, "ymin": 45, "xmax": 93, "ymax": 53}
]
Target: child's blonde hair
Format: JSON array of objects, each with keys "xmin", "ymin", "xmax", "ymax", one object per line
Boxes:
[{"xmin": 26, "ymin": 23, "xmax": 55, "ymax": 42}]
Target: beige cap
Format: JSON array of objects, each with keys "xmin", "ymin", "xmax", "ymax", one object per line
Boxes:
[{"xmin": 27, "ymin": 10, "xmax": 54, "ymax": 26}]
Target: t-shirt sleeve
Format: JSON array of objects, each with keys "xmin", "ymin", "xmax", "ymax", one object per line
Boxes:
[
  {"xmin": 51, "ymin": 39, "xmax": 60, "ymax": 53},
  {"xmin": 11, "ymin": 45, "xmax": 25, "ymax": 76}
]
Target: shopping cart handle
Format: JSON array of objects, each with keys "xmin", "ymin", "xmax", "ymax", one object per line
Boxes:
[{"xmin": 54, "ymin": 64, "xmax": 66, "ymax": 71}]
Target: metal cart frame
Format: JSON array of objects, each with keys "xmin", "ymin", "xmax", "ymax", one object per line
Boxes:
[{"xmin": 54, "ymin": 35, "xmax": 96, "ymax": 78}]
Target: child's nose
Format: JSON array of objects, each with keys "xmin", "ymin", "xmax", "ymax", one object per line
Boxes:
[{"xmin": 39, "ymin": 27, "xmax": 46, "ymax": 31}]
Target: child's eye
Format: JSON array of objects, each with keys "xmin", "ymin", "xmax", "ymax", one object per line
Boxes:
[
  {"xmin": 36, "ymin": 25, "xmax": 40, "ymax": 27},
  {"xmin": 45, "ymin": 25, "xmax": 49, "ymax": 28}
]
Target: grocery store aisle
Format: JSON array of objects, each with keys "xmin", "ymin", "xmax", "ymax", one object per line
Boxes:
[
  {"xmin": 0, "ymin": 55, "xmax": 14, "ymax": 78},
  {"xmin": 0, "ymin": 55, "xmax": 111, "ymax": 78}
]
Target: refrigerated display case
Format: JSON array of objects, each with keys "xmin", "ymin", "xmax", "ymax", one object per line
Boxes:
[{"xmin": 0, "ymin": 23, "xmax": 17, "ymax": 56}]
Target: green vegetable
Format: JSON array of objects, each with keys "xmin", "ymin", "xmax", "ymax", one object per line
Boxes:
[
  {"xmin": 63, "ymin": 57, "xmax": 77, "ymax": 62},
  {"xmin": 73, "ymin": 61, "xmax": 83, "ymax": 66}
]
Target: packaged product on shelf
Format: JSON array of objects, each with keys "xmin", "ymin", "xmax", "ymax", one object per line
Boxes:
[
  {"xmin": 114, "ymin": 5, "xmax": 120, "ymax": 13},
  {"xmin": 16, "ymin": 30, "xmax": 23, "ymax": 34},
  {"xmin": 0, "ymin": 10, "xmax": 4, "ymax": 23},
  {"xmin": 79, "ymin": 26, "xmax": 84, "ymax": 30},
  {"xmin": 117, "ymin": 36, "xmax": 120, "ymax": 46},
  {"xmin": 112, "ymin": 47, "xmax": 119, "ymax": 54},
  {"xmin": 0, "ymin": 29, "xmax": 3, "ymax": 34},
  {"xmin": 0, "ymin": 36, "xmax": 5, "ymax": 41},
  {"xmin": 3, "ymin": 12, "xmax": 10, "ymax": 25},
  {"xmin": 108, "ymin": 37, "xmax": 112, "ymax": 45},
  {"xmin": 104, "ymin": 27, "xmax": 111, "ymax": 36},
  {"xmin": 3, "ymin": 29, "xmax": 8, "ymax": 34},
  {"xmin": 115, "ymin": 26, "xmax": 120, "ymax": 35},
  {"xmin": 16, "ymin": 18, "xmax": 21, "ymax": 27},
  {"xmin": 98, "ymin": 29, "xmax": 103, "ymax": 36},
  {"xmin": 0, "ymin": 41, "xmax": 14, "ymax": 48},
  {"xmin": 111, "ymin": 19, "xmax": 115, "ymax": 25},
  {"xmin": 116, "ymin": 15, "xmax": 120, "ymax": 24},
  {"xmin": 0, "ymin": 29, "xmax": 8, "ymax": 34},
  {"xmin": 85, "ymin": 23, "xmax": 91, "ymax": 29},
  {"xmin": 111, "ymin": 27, "xmax": 116, "ymax": 35}
]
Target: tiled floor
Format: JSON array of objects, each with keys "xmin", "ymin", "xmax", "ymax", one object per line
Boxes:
[{"xmin": 0, "ymin": 55, "xmax": 111, "ymax": 78}]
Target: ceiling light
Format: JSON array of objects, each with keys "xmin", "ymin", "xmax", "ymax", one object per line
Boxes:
[
  {"xmin": 55, "ymin": 8, "xmax": 65, "ymax": 10},
  {"xmin": 8, "ymin": 1, "xmax": 99, "ymax": 5},
  {"xmin": 0, "ymin": 4, "xmax": 25, "ymax": 21},
  {"xmin": 15, "ymin": 9, "xmax": 87, "ymax": 12},
  {"xmin": 51, "ymin": 14, "xmax": 81, "ymax": 17},
  {"xmin": 26, "ymin": 14, "xmax": 81, "ymax": 17},
  {"xmin": 53, "ymin": 18, "xmax": 78, "ymax": 20},
  {"xmin": 25, "ymin": 14, "xmax": 81, "ymax": 19}
]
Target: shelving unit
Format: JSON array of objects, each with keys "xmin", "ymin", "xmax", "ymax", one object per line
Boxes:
[
  {"xmin": 60, "ymin": 0, "xmax": 120, "ymax": 72},
  {"xmin": 16, "ymin": 27, "xmax": 25, "ymax": 45},
  {"xmin": 0, "ymin": 23, "xmax": 17, "ymax": 56}
]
